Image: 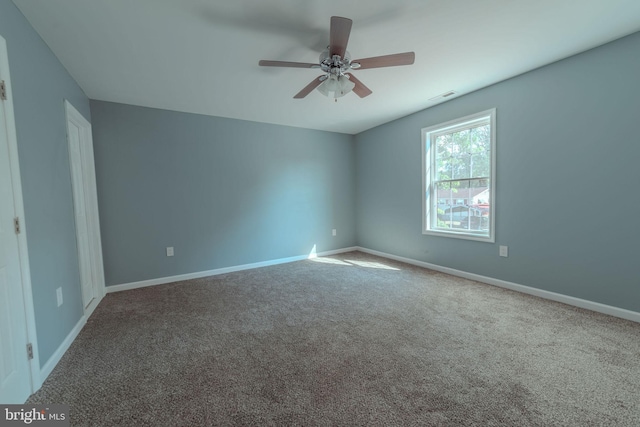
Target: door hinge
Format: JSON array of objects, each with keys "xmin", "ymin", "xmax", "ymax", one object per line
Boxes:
[
  {"xmin": 0, "ymin": 80, "xmax": 6, "ymax": 100},
  {"xmin": 14, "ymin": 217, "xmax": 21, "ymax": 234},
  {"xmin": 27, "ymin": 343, "xmax": 33, "ymax": 360}
]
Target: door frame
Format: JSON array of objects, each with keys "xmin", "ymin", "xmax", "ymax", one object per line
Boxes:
[
  {"xmin": 64, "ymin": 100, "xmax": 105, "ymax": 318},
  {"xmin": 0, "ymin": 35, "xmax": 41, "ymax": 392}
]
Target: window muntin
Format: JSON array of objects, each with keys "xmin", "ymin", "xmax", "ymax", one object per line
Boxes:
[{"xmin": 422, "ymin": 109, "xmax": 496, "ymax": 242}]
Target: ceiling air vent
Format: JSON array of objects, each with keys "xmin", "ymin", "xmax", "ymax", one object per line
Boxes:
[{"xmin": 428, "ymin": 91, "xmax": 456, "ymax": 101}]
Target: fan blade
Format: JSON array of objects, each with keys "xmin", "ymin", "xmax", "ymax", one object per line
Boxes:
[
  {"xmin": 351, "ymin": 52, "xmax": 415, "ymax": 70},
  {"xmin": 294, "ymin": 76, "xmax": 325, "ymax": 99},
  {"xmin": 259, "ymin": 60, "xmax": 319, "ymax": 68},
  {"xmin": 329, "ymin": 16, "xmax": 352, "ymax": 58},
  {"xmin": 345, "ymin": 73, "xmax": 372, "ymax": 98}
]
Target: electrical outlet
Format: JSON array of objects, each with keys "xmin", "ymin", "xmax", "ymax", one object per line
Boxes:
[
  {"xmin": 332, "ymin": 229, "xmax": 337, "ymax": 237},
  {"xmin": 166, "ymin": 247, "xmax": 174, "ymax": 257},
  {"xmin": 499, "ymin": 245, "xmax": 508, "ymax": 257},
  {"xmin": 56, "ymin": 287, "xmax": 63, "ymax": 307}
]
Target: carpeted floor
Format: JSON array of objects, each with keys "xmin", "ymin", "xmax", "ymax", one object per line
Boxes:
[{"xmin": 28, "ymin": 251, "xmax": 640, "ymax": 426}]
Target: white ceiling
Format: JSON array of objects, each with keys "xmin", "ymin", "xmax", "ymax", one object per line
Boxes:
[{"xmin": 12, "ymin": 0, "xmax": 640, "ymax": 134}]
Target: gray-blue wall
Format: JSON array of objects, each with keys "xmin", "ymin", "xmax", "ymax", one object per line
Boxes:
[
  {"xmin": 355, "ymin": 31, "xmax": 640, "ymax": 312},
  {"xmin": 1, "ymin": 0, "xmax": 90, "ymax": 366},
  {"xmin": 90, "ymin": 101, "xmax": 356, "ymax": 286}
]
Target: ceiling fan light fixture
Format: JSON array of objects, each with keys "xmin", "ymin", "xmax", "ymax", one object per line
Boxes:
[{"xmin": 317, "ymin": 74, "xmax": 355, "ymax": 98}]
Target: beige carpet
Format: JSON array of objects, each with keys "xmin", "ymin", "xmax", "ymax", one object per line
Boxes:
[{"xmin": 28, "ymin": 251, "xmax": 640, "ymax": 426}]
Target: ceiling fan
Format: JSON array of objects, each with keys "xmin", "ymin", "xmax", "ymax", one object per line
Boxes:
[{"xmin": 258, "ymin": 16, "xmax": 415, "ymax": 100}]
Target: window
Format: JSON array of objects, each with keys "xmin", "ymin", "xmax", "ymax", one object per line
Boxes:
[{"xmin": 422, "ymin": 109, "xmax": 496, "ymax": 242}]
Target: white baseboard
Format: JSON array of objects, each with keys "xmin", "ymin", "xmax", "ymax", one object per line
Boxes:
[
  {"xmin": 107, "ymin": 247, "xmax": 359, "ymax": 293},
  {"xmin": 356, "ymin": 246, "xmax": 640, "ymax": 324},
  {"xmin": 39, "ymin": 315, "xmax": 87, "ymax": 386}
]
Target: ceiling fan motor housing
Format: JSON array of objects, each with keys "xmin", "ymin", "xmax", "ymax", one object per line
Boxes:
[{"xmin": 319, "ymin": 49, "xmax": 352, "ymax": 75}]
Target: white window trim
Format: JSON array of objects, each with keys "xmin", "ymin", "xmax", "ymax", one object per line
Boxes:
[{"xmin": 421, "ymin": 108, "xmax": 496, "ymax": 243}]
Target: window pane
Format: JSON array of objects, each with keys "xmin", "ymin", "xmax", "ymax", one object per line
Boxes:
[
  {"xmin": 435, "ymin": 181, "xmax": 451, "ymax": 201},
  {"xmin": 455, "ymin": 154, "xmax": 470, "ymax": 179},
  {"xmin": 470, "ymin": 150, "xmax": 490, "ymax": 178},
  {"xmin": 451, "ymin": 205, "xmax": 470, "ymax": 226},
  {"xmin": 470, "ymin": 124, "xmax": 490, "ymax": 153},
  {"xmin": 470, "ymin": 178, "xmax": 490, "ymax": 231},
  {"xmin": 436, "ymin": 154, "xmax": 452, "ymax": 181},
  {"xmin": 436, "ymin": 134, "xmax": 451, "ymax": 158},
  {"xmin": 452, "ymin": 129, "xmax": 469, "ymax": 155},
  {"xmin": 435, "ymin": 181, "xmax": 451, "ymax": 228}
]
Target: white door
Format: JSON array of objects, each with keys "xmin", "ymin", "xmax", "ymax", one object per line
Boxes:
[
  {"xmin": 65, "ymin": 101, "xmax": 104, "ymax": 317},
  {"xmin": 0, "ymin": 45, "xmax": 32, "ymax": 403}
]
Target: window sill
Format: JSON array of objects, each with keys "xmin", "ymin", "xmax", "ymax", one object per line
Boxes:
[{"xmin": 422, "ymin": 229, "xmax": 495, "ymax": 243}]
